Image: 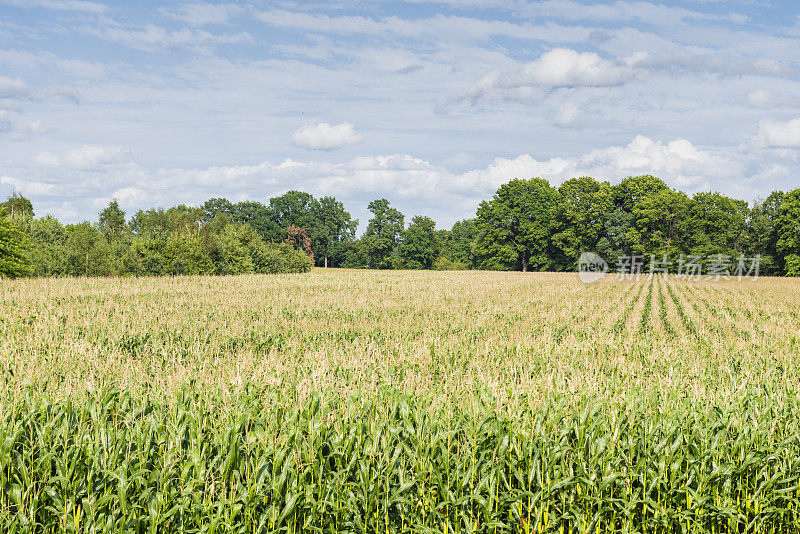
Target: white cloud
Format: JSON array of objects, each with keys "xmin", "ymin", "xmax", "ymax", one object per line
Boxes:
[
  {"xmin": 15, "ymin": 135, "xmax": 754, "ymax": 226},
  {"xmin": 457, "ymin": 135, "xmax": 721, "ymax": 194},
  {"xmin": 456, "ymin": 48, "xmax": 636, "ymax": 104},
  {"xmin": 756, "ymin": 118, "xmax": 800, "ymax": 148},
  {"xmin": 292, "ymin": 122, "xmax": 363, "ymax": 150},
  {"xmin": 517, "ymin": 48, "xmax": 634, "ymax": 88},
  {"xmin": 0, "ymin": 76, "xmax": 29, "ymax": 99}
]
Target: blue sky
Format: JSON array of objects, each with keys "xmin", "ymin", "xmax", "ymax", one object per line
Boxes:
[{"xmin": 1, "ymin": 0, "xmax": 799, "ymax": 228}]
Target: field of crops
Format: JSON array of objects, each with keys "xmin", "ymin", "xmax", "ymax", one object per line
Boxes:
[{"xmin": 2, "ymin": 270, "xmax": 800, "ymax": 532}]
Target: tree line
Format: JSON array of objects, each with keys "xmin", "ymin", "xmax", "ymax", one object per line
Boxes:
[{"xmin": 1, "ymin": 174, "xmax": 799, "ymax": 278}]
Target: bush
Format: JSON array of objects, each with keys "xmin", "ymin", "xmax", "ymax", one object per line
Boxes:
[
  {"xmin": 215, "ymin": 224, "xmax": 255, "ymax": 275},
  {"xmin": 252, "ymin": 241, "xmax": 312, "ymax": 274},
  {"xmin": 164, "ymin": 231, "xmax": 214, "ymax": 275},
  {"xmin": 433, "ymin": 256, "xmax": 469, "ymax": 271}
]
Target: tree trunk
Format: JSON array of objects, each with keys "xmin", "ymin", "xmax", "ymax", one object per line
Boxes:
[
  {"xmin": 521, "ymin": 256, "xmax": 529, "ymax": 272},
  {"xmin": 324, "ymin": 256, "xmax": 328, "ymax": 268}
]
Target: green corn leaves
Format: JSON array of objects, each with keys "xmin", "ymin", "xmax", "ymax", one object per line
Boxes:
[{"xmin": 0, "ymin": 387, "xmax": 798, "ymax": 533}]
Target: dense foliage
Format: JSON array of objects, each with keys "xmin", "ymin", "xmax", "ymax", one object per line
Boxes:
[
  {"xmin": 2, "ymin": 175, "xmax": 800, "ymax": 277},
  {"xmin": 0, "ymin": 208, "xmax": 31, "ymax": 278},
  {"xmin": 2, "ymin": 200, "xmax": 311, "ymax": 278},
  {"xmin": 472, "ymin": 176, "xmax": 795, "ymax": 275}
]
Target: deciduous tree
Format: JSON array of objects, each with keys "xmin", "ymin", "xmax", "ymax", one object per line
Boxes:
[
  {"xmin": 474, "ymin": 178, "xmax": 558, "ymax": 271},
  {"xmin": 399, "ymin": 216, "xmax": 439, "ymax": 269}
]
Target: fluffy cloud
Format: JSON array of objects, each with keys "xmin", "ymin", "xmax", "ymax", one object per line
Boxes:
[
  {"xmin": 457, "ymin": 135, "xmax": 721, "ymax": 195},
  {"xmin": 456, "ymin": 48, "xmax": 636, "ymax": 104},
  {"xmin": 512, "ymin": 48, "xmax": 635, "ymax": 88},
  {"xmin": 756, "ymin": 118, "xmax": 800, "ymax": 148},
  {"xmin": 292, "ymin": 122, "xmax": 363, "ymax": 150}
]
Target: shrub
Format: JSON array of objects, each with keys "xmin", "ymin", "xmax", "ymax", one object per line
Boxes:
[
  {"xmin": 252, "ymin": 241, "xmax": 312, "ymax": 273},
  {"xmin": 433, "ymin": 256, "xmax": 469, "ymax": 271}
]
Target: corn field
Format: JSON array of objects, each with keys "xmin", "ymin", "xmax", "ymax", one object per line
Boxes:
[{"xmin": 1, "ymin": 270, "xmax": 800, "ymax": 532}]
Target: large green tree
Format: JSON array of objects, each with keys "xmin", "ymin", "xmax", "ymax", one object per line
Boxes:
[
  {"xmin": 399, "ymin": 216, "xmax": 439, "ymax": 269},
  {"xmin": 689, "ymin": 192, "xmax": 749, "ymax": 259},
  {"xmin": 627, "ymin": 188, "xmax": 693, "ymax": 258},
  {"xmin": 99, "ymin": 200, "xmax": 127, "ymax": 240},
  {"xmin": 0, "ymin": 207, "xmax": 32, "ymax": 278},
  {"xmin": 266, "ymin": 191, "xmax": 319, "ymax": 240},
  {"xmin": 610, "ymin": 176, "xmax": 692, "ymax": 259},
  {"xmin": 776, "ymin": 189, "xmax": 800, "ymax": 276},
  {"xmin": 314, "ymin": 196, "xmax": 357, "ymax": 268},
  {"xmin": 474, "ymin": 178, "xmax": 558, "ymax": 271},
  {"xmin": 551, "ymin": 177, "xmax": 613, "ymax": 270},
  {"xmin": 230, "ymin": 201, "xmax": 272, "ymax": 240},
  {"xmin": 362, "ymin": 199, "xmax": 404, "ymax": 269}
]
